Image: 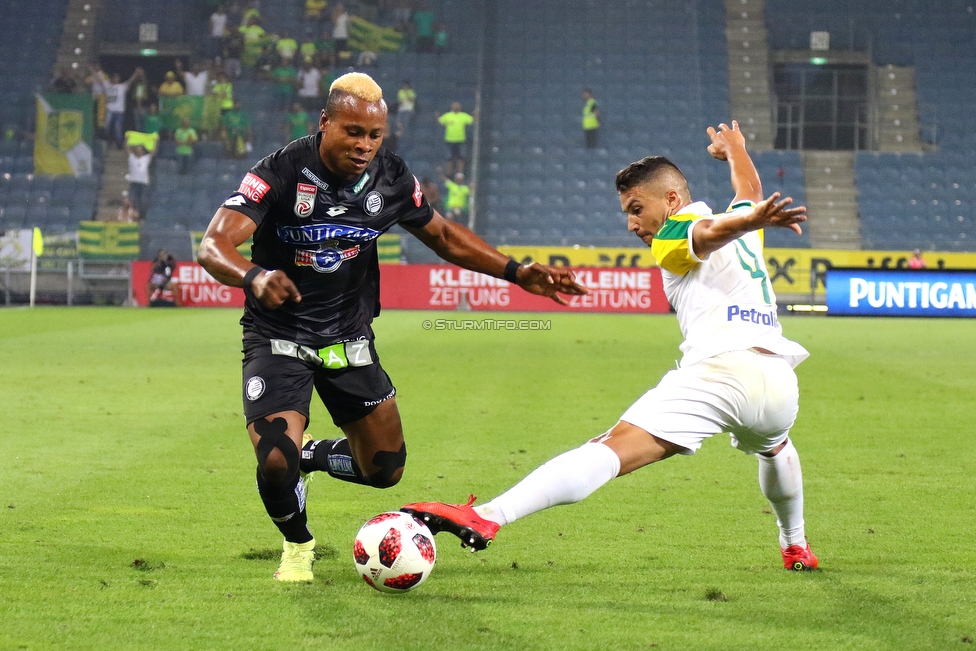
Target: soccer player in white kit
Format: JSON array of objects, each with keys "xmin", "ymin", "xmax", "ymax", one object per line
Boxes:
[{"xmin": 403, "ymin": 120, "xmax": 818, "ymax": 571}]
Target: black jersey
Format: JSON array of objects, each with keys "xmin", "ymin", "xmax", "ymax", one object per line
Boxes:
[{"xmin": 223, "ymin": 133, "xmax": 433, "ymax": 347}]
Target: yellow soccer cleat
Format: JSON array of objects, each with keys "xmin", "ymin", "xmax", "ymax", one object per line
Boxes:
[{"xmin": 274, "ymin": 538, "xmax": 315, "ymax": 582}]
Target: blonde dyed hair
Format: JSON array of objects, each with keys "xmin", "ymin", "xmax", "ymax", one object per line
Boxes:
[{"xmin": 329, "ymin": 72, "xmax": 383, "ymax": 103}]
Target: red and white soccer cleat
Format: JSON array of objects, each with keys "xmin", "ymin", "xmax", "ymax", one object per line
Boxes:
[
  {"xmin": 781, "ymin": 542, "xmax": 819, "ymax": 571},
  {"xmin": 401, "ymin": 494, "xmax": 500, "ymax": 552}
]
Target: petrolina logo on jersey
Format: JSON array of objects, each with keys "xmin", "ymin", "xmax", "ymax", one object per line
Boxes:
[
  {"xmin": 295, "ymin": 244, "xmax": 361, "ymax": 273},
  {"xmin": 412, "ymin": 175, "xmax": 423, "ymax": 208},
  {"xmin": 294, "ymin": 183, "xmax": 317, "ymax": 217},
  {"xmin": 363, "ymin": 191, "xmax": 384, "ymax": 216},
  {"xmin": 238, "ymin": 173, "xmax": 270, "ymax": 202},
  {"xmin": 277, "ymin": 223, "xmax": 381, "ymax": 244}
]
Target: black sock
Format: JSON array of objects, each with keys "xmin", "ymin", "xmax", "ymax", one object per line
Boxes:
[
  {"xmin": 300, "ymin": 437, "xmax": 369, "ymax": 485},
  {"xmin": 256, "ymin": 468, "xmax": 313, "ymax": 544}
]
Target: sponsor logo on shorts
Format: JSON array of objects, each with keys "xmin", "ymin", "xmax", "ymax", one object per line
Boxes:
[
  {"xmin": 412, "ymin": 175, "xmax": 423, "ymax": 207},
  {"xmin": 363, "ymin": 190, "xmax": 384, "ymax": 216},
  {"xmin": 301, "ymin": 167, "xmax": 330, "ymax": 192},
  {"xmin": 727, "ymin": 305, "xmax": 778, "ymax": 326},
  {"xmin": 364, "ymin": 388, "xmax": 396, "ymax": 407},
  {"xmin": 294, "ymin": 183, "xmax": 317, "ymax": 217},
  {"xmin": 238, "ymin": 173, "xmax": 270, "ymax": 202},
  {"xmin": 245, "ymin": 376, "xmax": 265, "ymax": 400},
  {"xmin": 295, "ymin": 245, "xmax": 361, "ymax": 273}
]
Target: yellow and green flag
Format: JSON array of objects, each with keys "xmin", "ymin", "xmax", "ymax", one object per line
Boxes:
[
  {"xmin": 34, "ymin": 94, "xmax": 94, "ymax": 176},
  {"xmin": 79, "ymin": 221, "xmax": 140, "ymax": 260},
  {"xmin": 349, "ymin": 17, "xmax": 403, "ymax": 52},
  {"xmin": 377, "ymin": 233, "xmax": 401, "ymax": 263}
]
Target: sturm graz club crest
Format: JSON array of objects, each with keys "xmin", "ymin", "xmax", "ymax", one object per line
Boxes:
[
  {"xmin": 295, "ymin": 242, "xmax": 361, "ymax": 273},
  {"xmin": 294, "ymin": 183, "xmax": 318, "ymax": 217},
  {"xmin": 363, "ymin": 191, "xmax": 384, "ymax": 216}
]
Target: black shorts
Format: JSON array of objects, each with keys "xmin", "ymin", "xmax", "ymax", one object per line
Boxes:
[
  {"xmin": 447, "ymin": 142, "xmax": 464, "ymax": 160},
  {"xmin": 241, "ymin": 331, "xmax": 396, "ymax": 427}
]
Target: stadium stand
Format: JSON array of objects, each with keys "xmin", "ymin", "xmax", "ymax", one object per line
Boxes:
[
  {"xmin": 0, "ymin": 0, "xmax": 99, "ymax": 233},
  {"xmin": 3, "ymin": 0, "xmax": 975, "ymax": 257},
  {"xmin": 766, "ymin": 0, "xmax": 976, "ymax": 251}
]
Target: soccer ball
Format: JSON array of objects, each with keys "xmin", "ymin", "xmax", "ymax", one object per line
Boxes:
[{"xmin": 353, "ymin": 511, "xmax": 436, "ymax": 593}]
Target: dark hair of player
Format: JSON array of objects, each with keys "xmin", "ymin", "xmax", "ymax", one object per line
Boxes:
[{"xmin": 615, "ymin": 156, "xmax": 685, "ymax": 193}]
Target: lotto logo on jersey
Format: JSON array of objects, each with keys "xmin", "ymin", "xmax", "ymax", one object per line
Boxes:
[
  {"xmin": 294, "ymin": 183, "xmax": 318, "ymax": 217},
  {"xmin": 238, "ymin": 173, "xmax": 270, "ymax": 203},
  {"xmin": 412, "ymin": 175, "xmax": 423, "ymax": 208}
]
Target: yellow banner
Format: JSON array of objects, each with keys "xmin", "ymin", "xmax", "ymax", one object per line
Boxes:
[
  {"xmin": 499, "ymin": 245, "xmax": 976, "ymax": 297},
  {"xmin": 764, "ymin": 248, "xmax": 976, "ymax": 296},
  {"xmin": 499, "ymin": 245, "xmax": 659, "ymax": 268}
]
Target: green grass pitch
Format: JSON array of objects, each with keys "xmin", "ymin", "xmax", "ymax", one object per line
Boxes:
[{"xmin": 1, "ymin": 307, "xmax": 974, "ymax": 650}]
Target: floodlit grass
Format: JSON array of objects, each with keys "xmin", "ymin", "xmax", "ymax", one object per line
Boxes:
[{"xmin": 1, "ymin": 307, "xmax": 974, "ymax": 650}]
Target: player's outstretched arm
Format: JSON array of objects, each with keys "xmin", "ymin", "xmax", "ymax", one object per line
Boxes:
[
  {"xmin": 707, "ymin": 120, "xmax": 762, "ymax": 204},
  {"xmin": 404, "ymin": 211, "xmax": 587, "ymax": 305},
  {"xmin": 691, "ymin": 192, "xmax": 807, "ymax": 259},
  {"xmin": 197, "ymin": 207, "xmax": 301, "ymax": 309}
]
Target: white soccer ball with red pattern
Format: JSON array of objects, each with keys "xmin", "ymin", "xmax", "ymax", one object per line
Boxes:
[{"xmin": 353, "ymin": 511, "xmax": 436, "ymax": 593}]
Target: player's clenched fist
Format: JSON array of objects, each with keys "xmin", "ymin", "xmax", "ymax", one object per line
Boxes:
[{"xmin": 252, "ymin": 269, "xmax": 302, "ymax": 309}]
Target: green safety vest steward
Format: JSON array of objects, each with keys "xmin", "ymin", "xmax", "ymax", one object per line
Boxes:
[
  {"xmin": 438, "ymin": 111, "xmax": 473, "ymax": 143},
  {"xmin": 583, "ymin": 97, "xmax": 599, "ymax": 130},
  {"xmin": 444, "ymin": 180, "xmax": 470, "ymax": 211}
]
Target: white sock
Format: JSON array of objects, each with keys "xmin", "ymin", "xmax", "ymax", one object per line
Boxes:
[
  {"xmin": 474, "ymin": 442, "xmax": 621, "ymax": 526},
  {"xmin": 757, "ymin": 438, "xmax": 806, "ymax": 548}
]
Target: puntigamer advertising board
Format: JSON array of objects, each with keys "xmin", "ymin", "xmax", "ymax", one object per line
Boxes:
[{"xmin": 826, "ymin": 268, "xmax": 976, "ymax": 317}]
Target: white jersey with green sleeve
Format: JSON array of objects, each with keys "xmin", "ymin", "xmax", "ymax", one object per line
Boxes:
[{"xmin": 650, "ymin": 200, "xmax": 809, "ymax": 369}]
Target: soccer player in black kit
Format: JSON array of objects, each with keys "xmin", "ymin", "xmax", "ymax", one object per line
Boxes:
[{"xmin": 198, "ymin": 73, "xmax": 585, "ymax": 582}]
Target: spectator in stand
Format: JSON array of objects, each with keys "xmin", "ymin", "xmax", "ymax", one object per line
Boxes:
[
  {"xmin": 223, "ymin": 31, "xmax": 244, "ymax": 78},
  {"xmin": 212, "ymin": 72, "xmax": 235, "ymax": 113},
  {"xmin": 908, "ymin": 249, "xmax": 927, "ymax": 269},
  {"xmin": 126, "ymin": 143, "xmax": 154, "ymax": 218},
  {"xmin": 174, "ymin": 117, "xmax": 199, "ymax": 175},
  {"xmin": 176, "ymin": 60, "xmax": 209, "ymax": 97},
  {"xmin": 88, "ymin": 64, "xmax": 110, "ymax": 132},
  {"xmin": 49, "ymin": 68, "xmax": 78, "ymax": 94},
  {"xmin": 276, "ymin": 30, "xmax": 299, "ymax": 66},
  {"xmin": 357, "ymin": 50, "xmax": 378, "ymax": 67},
  {"xmin": 131, "ymin": 70, "xmax": 152, "ymax": 131},
  {"xmin": 442, "ymin": 171, "xmax": 470, "ymax": 222},
  {"xmin": 116, "ymin": 193, "xmax": 140, "ymax": 222},
  {"xmin": 158, "ymin": 71, "xmax": 185, "ymax": 98},
  {"xmin": 240, "ymin": 16, "xmax": 267, "ymax": 66},
  {"xmin": 582, "ymin": 88, "xmax": 600, "ymax": 149},
  {"xmin": 296, "ymin": 61, "xmax": 322, "ymax": 111},
  {"xmin": 255, "ymin": 43, "xmax": 279, "ymax": 80},
  {"xmin": 332, "ymin": 4, "xmax": 350, "ymax": 54},
  {"xmin": 299, "ymin": 36, "xmax": 318, "ymax": 65},
  {"xmin": 413, "ymin": 5, "xmax": 435, "ymax": 52},
  {"xmin": 434, "ymin": 22, "xmax": 448, "ymax": 53},
  {"xmin": 420, "ymin": 176, "xmax": 442, "ymax": 213},
  {"xmin": 286, "ymin": 102, "xmax": 311, "ymax": 143},
  {"xmin": 221, "ymin": 100, "xmax": 253, "ymax": 158},
  {"xmin": 105, "ymin": 68, "xmax": 143, "ymax": 149},
  {"xmin": 210, "ymin": 4, "xmax": 228, "ymax": 58},
  {"xmin": 395, "ymin": 80, "xmax": 416, "ymax": 141},
  {"xmin": 271, "ymin": 60, "xmax": 298, "ymax": 110},
  {"xmin": 143, "ymin": 103, "xmax": 163, "ymax": 137},
  {"xmin": 438, "ymin": 101, "xmax": 474, "ymax": 175},
  {"xmin": 305, "ymin": 0, "xmax": 328, "ymax": 23},
  {"xmin": 240, "ymin": 1, "xmax": 262, "ymax": 27}
]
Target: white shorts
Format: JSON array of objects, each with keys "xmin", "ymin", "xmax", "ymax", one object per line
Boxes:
[{"xmin": 619, "ymin": 349, "xmax": 799, "ymax": 455}]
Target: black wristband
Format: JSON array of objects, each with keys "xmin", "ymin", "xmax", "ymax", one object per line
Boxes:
[
  {"xmin": 503, "ymin": 259, "xmax": 520, "ymax": 283},
  {"xmin": 242, "ymin": 266, "xmax": 265, "ymax": 288}
]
